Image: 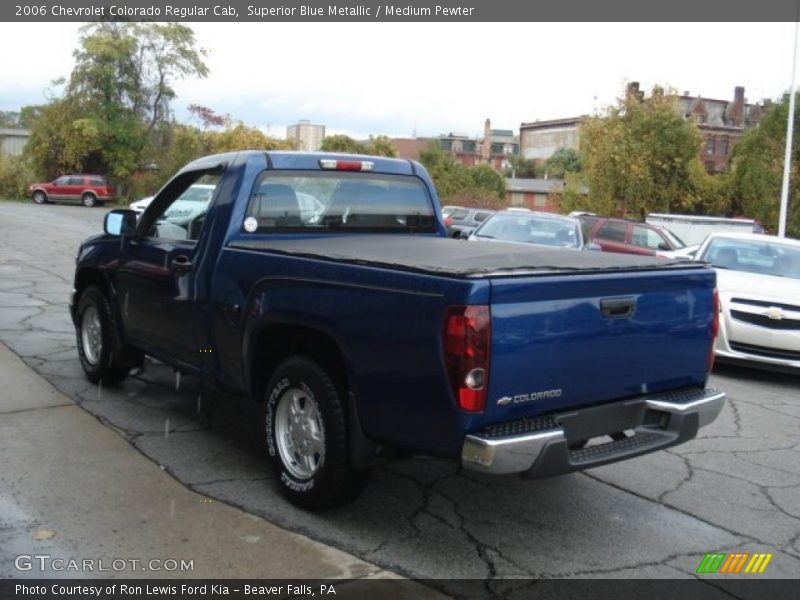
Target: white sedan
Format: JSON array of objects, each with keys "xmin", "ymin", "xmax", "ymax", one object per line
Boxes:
[{"xmin": 695, "ymin": 232, "xmax": 800, "ymax": 371}]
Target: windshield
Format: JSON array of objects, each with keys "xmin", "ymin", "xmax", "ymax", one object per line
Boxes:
[
  {"xmin": 662, "ymin": 228, "xmax": 686, "ymax": 248},
  {"xmin": 474, "ymin": 213, "xmax": 581, "ymax": 248},
  {"xmin": 244, "ymin": 171, "xmax": 436, "ymax": 234},
  {"xmin": 702, "ymin": 237, "xmax": 800, "ymax": 279}
]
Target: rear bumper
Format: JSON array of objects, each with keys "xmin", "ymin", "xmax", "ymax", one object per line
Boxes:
[{"xmin": 461, "ymin": 387, "xmax": 724, "ymax": 476}]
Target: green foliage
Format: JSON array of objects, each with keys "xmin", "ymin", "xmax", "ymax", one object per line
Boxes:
[
  {"xmin": 543, "ymin": 147, "xmax": 582, "ymax": 178},
  {"xmin": 0, "ymin": 154, "xmax": 36, "ymax": 199},
  {"xmin": 419, "ymin": 143, "xmax": 506, "ymax": 207},
  {"xmin": 25, "ymin": 22, "xmax": 208, "ymax": 198},
  {"xmin": 579, "ymin": 84, "xmax": 714, "ymax": 217},
  {"xmin": 364, "ymin": 135, "xmax": 398, "ymax": 157},
  {"xmin": 727, "ymin": 93, "xmax": 800, "ymax": 237},
  {"xmin": 503, "ymin": 155, "xmax": 537, "ymax": 178},
  {"xmin": 320, "ymin": 134, "xmax": 366, "ymax": 154},
  {"xmin": 319, "ymin": 134, "xmax": 397, "ymax": 157}
]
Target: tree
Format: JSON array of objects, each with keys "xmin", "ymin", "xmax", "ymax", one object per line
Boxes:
[
  {"xmin": 364, "ymin": 135, "xmax": 398, "ymax": 157},
  {"xmin": 579, "ymin": 84, "xmax": 712, "ymax": 217},
  {"xmin": 320, "ymin": 134, "xmax": 365, "ymax": 154},
  {"xmin": 542, "ymin": 147, "xmax": 582, "ymax": 179},
  {"xmin": 727, "ymin": 92, "xmax": 800, "ymax": 237},
  {"xmin": 503, "ymin": 155, "xmax": 537, "ymax": 178},
  {"xmin": 419, "ymin": 143, "xmax": 506, "ymax": 207},
  {"xmin": 26, "ymin": 23, "xmax": 208, "ymax": 194}
]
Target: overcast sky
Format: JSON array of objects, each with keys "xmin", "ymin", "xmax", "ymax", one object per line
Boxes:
[{"xmin": 0, "ymin": 22, "xmax": 796, "ymax": 139}]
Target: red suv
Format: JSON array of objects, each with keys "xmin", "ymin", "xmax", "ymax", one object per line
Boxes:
[
  {"xmin": 579, "ymin": 216, "xmax": 686, "ymax": 256},
  {"xmin": 29, "ymin": 175, "xmax": 116, "ymax": 207}
]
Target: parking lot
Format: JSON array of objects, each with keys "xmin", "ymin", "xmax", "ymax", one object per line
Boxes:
[{"xmin": 1, "ymin": 202, "xmax": 798, "ymax": 589}]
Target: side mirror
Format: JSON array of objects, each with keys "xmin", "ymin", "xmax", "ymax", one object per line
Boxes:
[
  {"xmin": 104, "ymin": 209, "xmax": 137, "ymax": 237},
  {"xmin": 658, "ymin": 242, "xmax": 671, "ymax": 251},
  {"xmin": 458, "ymin": 229, "xmax": 471, "ymax": 239}
]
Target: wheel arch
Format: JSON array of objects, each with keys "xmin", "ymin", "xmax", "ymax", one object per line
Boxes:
[{"xmin": 247, "ymin": 320, "xmax": 377, "ymax": 469}]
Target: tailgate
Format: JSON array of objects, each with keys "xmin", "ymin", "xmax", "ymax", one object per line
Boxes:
[{"xmin": 484, "ymin": 267, "xmax": 716, "ymax": 424}]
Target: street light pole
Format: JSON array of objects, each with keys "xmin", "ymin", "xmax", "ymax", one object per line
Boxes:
[{"xmin": 779, "ymin": 11, "xmax": 800, "ymax": 238}]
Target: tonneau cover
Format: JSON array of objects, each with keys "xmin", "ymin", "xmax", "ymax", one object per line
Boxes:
[{"xmin": 228, "ymin": 235, "xmax": 704, "ymax": 278}]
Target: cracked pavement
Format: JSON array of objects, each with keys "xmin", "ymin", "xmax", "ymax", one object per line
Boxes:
[{"xmin": 1, "ymin": 203, "xmax": 798, "ymax": 591}]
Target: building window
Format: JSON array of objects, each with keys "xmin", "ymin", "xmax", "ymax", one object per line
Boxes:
[
  {"xmin": 534, "ymin": 193, "xmax": 547, "ymax": 208},
  {"xmin": 720, "ymin": 137, "xmax": 729, "ymax": 156},
  {"xmin": 706, "ymin": 136, "xmax": 715, "ymax": 155},
  {"xmin": 511, "ymin": 192, "xmax": 524, "ymax": 207},
  {"xmin": 705, "ymin": 160, "xmax": 715, "ymax": 172}
]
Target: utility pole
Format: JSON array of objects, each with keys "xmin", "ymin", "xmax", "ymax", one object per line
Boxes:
[{"xmin": 779, "ymin": 12, "xmax": 799, "ymax": 238}]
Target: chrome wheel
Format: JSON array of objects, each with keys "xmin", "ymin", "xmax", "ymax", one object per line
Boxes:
[
  {"xmin": 80, "ymin": 305, "xmax": 102, "ymax": 365},
  {"xmin": 32, "ymin": 191, "xmax": 46, "ymax": 204},
  {"xmin": 274, "ymin": 387, "xmax": 325, "ymax": 479}
]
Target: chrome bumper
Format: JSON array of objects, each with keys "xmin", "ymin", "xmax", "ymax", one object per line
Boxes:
[{"xmin": 462, "ymin": 388, "xmax": 725, "ymax": 476}]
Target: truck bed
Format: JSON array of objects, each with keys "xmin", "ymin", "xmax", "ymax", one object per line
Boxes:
[{"xmin": 229, "ymin": 235, "xmax": 701, "ymax": 278}]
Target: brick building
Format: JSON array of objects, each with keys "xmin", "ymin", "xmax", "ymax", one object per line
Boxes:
[
  {"xmin": 391, "ymin": 118, "xmax": 519, "ymax": 172},
  {"xmin": 678, "ymin": 86, "xmax": 764, "ymax": 173},
  {"xmin": 519, "ymin": 85, "xmax": 764, "ymax": 174}
]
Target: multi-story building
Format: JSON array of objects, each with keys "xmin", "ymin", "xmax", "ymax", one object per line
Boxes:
[
  {"xmin": 678, "ymin": 86, "xmax": 764, "ymax": 173},
  {"xmin": 391, "ymin": 119, "xmax": 519, "ymax": 172},
  {"xmin": 286, "ymin": 120, "xmax": 325, "ymax": 151},
  {"xmin": 519, "ymin": 117, "xmax": 584, "ymax": 162},
  {"xmin": 519, "ymin": 84, "xmax": 764, "ymax": 174}
]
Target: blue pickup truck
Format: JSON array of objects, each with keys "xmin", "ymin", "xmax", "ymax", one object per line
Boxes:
[{"xmin": 70, "ymin": 151, "xmax": 724, "ymax": 509}]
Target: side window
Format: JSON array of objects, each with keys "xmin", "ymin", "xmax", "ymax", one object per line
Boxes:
[
  {"xmin": 68, "ymin": 177, "xmax": 84, "ymax": 186},
  {"xmin": 632, "ymin": 225, "xmax": 664, "ymax": 249},
  {"xmin": 596, "ymin": 221, "xmax": 628, "ymax": 243},
  {"xmin": 450, "ymin": 209, "xmax": 469, "ymax": 220},
  {"xmin": 145, "ymin": 175, "xmax": 219, "ymax": 242},
  {"xmin": 474, "ymin": 211, "xmax": 492, "ymax": 223},
  {"xmin": 89, "ymin": 178, "xmax": 106, "ymax": 186},
  {"xmin": 53, "ymin": 176, "xmax": 70, "ymax": 186}
]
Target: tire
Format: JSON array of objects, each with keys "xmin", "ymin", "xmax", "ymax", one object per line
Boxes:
[
  {"xmin": 81, "ymin": 193, "xmax": 97, "ymax": 207},
  {"xmin": 263, "ymin": 355, "xmax": 366, "ymax": 509},
  {"xmin": 32, "ymin": 190, "xmax": 47, "ymax": 205},
  {"xmin": 75, "ymin": 286, "xmax": 130, "ymax": 385}
]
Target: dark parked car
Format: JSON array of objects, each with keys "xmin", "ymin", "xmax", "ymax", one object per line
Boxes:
[
  {"xmin": 579, "ymin": 215, "xmax": 686, "ymax": 256},
  {"xmin": 442, "ymin": 205, "xmax": 495, "ymax": 238},
  {"xmin": 469, "ymin": 210, "xmax": 591, "ymax": 249},
  {"xmin": 29, "ymin": 174, "xmax": 116, "ymax": 207}
]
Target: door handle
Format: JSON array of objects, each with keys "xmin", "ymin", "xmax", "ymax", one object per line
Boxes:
[
  {"xmin": 600, "ymin": 297, "xmax": 636, "ymax": 319},
  {"xmin": 170, "ymin": 255, "xmax": 193, "ymax": 274}
]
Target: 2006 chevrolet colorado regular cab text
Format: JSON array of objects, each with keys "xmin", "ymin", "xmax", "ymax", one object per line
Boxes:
[{"xmin": 69, "ymin": 151, "xmax": 725, "ymax": 509}]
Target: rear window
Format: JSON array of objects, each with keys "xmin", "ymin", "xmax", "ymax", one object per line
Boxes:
[{"xmin": 244, "ymin": 171, "xmax": 436, "ymax": 234}]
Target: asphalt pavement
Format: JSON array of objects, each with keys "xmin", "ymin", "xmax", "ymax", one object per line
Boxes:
[{"xmin": 0, "ymin": 202, "xmax": 798, "ymax": 594}]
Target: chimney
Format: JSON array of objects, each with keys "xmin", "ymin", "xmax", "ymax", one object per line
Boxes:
[
  {"xmin": 730, "ymin": 86, "xmax": 745, "ymax": 127},
  {"xmin": 481, "ymin": 118, "xmax": 491, "ymax": 160}
]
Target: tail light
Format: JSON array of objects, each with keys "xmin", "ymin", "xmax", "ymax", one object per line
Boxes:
[
  {"xmin": 319, "ymin": 159, "xmax": 374, "ymax": 171},
  {"xmin": 707, "ymin": 289, "xmax": 720, "ymax": 372},
  {"xmin": 443, "ymin": 215, "xmax": 453, "ymax": 227},
  {"xmin": 443, "ymin": 305, "xmax": 491, "ymax": 412}
]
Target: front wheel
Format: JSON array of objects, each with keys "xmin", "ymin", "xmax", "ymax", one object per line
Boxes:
[
  {"xmin": 32, "ymin": 190, "xmax": 47, "ymax": 204},
  {"xmin": 75, "ymin": 286, "xmax": 130, "ymax": 385},
  {"xmin": 263, "ymin": 356, "xmax": 365, "ymax": 509}
]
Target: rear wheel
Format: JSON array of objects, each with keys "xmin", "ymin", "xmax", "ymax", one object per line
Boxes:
[
  {"xmin": 263, "ymin": 356, "xmax": 365, "ymax": 509},
  {"xmin": 82, "ymin": 193, "xmax": 97, "ymax": 207},
  {"xmin": 32, "ymin": 190, "xmax": 47, "ymax": 205},
  {"xmin": 75, "ymin": 286, "xmax": 130, "ymax": 385}
]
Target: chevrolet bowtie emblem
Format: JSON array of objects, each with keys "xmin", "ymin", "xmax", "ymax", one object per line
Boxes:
[{"xmin": 765, "ymin": 306, "xmax": 786, "ymax": 320}]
